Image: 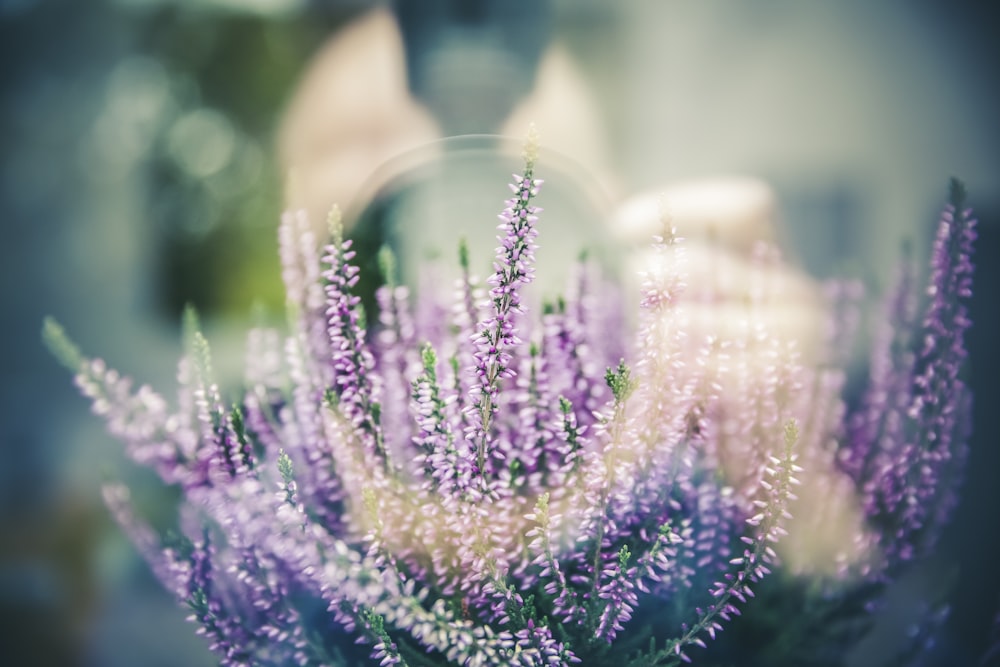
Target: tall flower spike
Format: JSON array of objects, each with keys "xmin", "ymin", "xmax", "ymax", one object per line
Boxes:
[
  {"xmin": 850, "ymin": 180, "xmax": 977, "ymax": 571},
  {"xmin": 279, "ymin": 208, "xmax": 333, "ymax": 390},
  {"xmin": 449, "ymin": 237, "xmax": 484, "ymax": 432},
  {"xmin": 44, "ymin": 319, "xmax": 182, "ymax": 485},
  {"xmin": 842, "ymin": 255, "xmax": 918, "ymax": 486},
  {"xmin": 891, "ymin": 180, "xmax": 976, "ymax": 564},
  {"xmin": 465, "ymin": 140, "xmax": 544, "ymax": 479},
  {"xmin": 323, "ymin": 204, "xmax": 385, "ymax": 460},
  {"xmin": 375, "ymin": 245, "xmax": 420, "ymax": 461}
]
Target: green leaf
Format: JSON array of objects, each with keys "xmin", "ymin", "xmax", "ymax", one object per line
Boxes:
[
  {"xmin": 605, "ymin": 359, "xmax": 635, "ymax": 403},
  {"xmin": 277, "ymin": 449, "xmax": 294, "ymax": 487}
]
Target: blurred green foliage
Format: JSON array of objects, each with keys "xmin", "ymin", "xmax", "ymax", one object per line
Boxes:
[{"xmin": 136, "ymin": 5, "xmax": 352, "ymax": 320}]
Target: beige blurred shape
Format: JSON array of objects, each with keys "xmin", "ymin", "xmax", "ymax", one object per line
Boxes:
[
  {"xmin": 614, "ymin": 177, "xmax": 777, "ymax": 252},
  {"xmin": 499, "ymin": 43, "xmax": 620, "ymax": 201},
  {"xmin": 279, "ymin": 7, "xmax": 622, "ymax": 233},
  {"xmin": 278, "ymin": 8, "xmax": 441, "ymax": 230},
  {"xmin": 613, "ymin": 178, "xmax": 827, "ymax": 368}
]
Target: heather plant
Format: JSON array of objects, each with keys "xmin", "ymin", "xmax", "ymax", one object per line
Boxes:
[{"xmin": 46, "ymin": 132, "xmax": 977, "ymax": 666}]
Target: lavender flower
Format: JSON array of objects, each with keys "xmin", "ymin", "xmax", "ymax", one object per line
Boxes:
[
  {"xmin": 843, "ymin": 179, "xmax": 976, "ymax": 573},
  {"xmin": 46, "ymin": 134, "xmax": 977, "ymax": 666}
]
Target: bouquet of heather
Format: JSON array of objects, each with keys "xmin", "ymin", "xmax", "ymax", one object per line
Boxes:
[{"xmin": 46, "ymin": 132, "xmax": 976, "ymax": 667}]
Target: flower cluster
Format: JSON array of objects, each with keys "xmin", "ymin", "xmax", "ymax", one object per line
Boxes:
[
  {"xmin": 842, "ymin": 181, "xmax": 976, "ymax": 570},
  {"xmin": 47, "ymin": 135, "xmax": 976, "ymax": 665}
]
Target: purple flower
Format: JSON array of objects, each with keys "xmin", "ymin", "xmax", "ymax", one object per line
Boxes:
[
  {"xmin": 47, "ymin": 138, "xmax": 977, "ymax": 665},
  {"xmin": 845, "ymin": 180, "xmax": 976, "ymax": 573}
]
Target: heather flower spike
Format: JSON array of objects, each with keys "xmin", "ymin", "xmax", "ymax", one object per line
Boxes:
[
  {"xmin": 844, "ymin": 178, "xmax": 976, "ymax": 573},
  {"xmin": 50, "ymin": 130, "xmax": 977, "ymax": 666}
]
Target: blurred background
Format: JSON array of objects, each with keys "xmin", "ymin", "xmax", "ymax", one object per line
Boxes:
[{"xmin": 1, "ymin": 1, "xmax": 998, "ymax": 665}]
